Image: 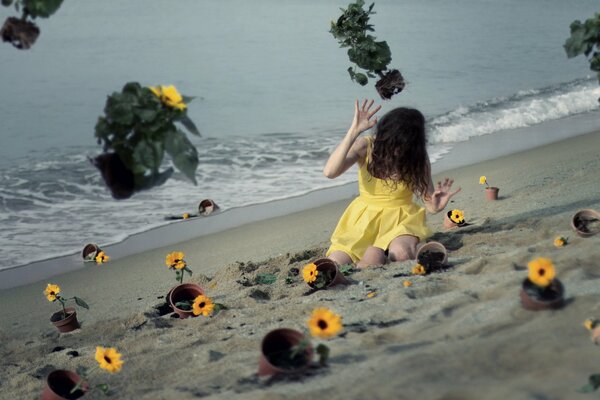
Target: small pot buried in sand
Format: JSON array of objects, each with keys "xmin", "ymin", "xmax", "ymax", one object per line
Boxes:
[
  {"xmin": 50, "ymin": 307, "xmax": 80, "ymax": 333},
  {"xmin": 198, "ymin": 199, "xmax": 219, "ymax": 216},
  {"xmin": 571, "ymin": 209, "xmax": 600, "ymax": 237},
  {"xmin": 416, "ymin": 242, "xmax": 448, "ymax": 272},
  {"xmin": 82, "ymin": 243, "xmax": 100, "ymax": 261},
  {"xmin": 168, "ymin": 283, "xmax": 205, "ymax": 319},
  {"xmin": 520, "ymin": 278, "xmax": 565, "ymax": 311},
  {"xmin": 307, "ymin": 258, "xmax": 350, "ymax": 290},
  {"xmin": 486, "ymin": 187, "xmax": 500, "ymax": 201},
  {"xmin": 258, "ymin": 328, "xmax": 313, "ymax": 377},
  {"xmin": 42, "ymin": 370, "xmax": 88, "ymax": 400},
  {"xmin": 444, "ymin": 211, "xmax": 467, "ymax": 230}
]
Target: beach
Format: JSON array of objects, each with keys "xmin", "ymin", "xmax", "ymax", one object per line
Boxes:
[{"xmin": 1, "ymin": 129, "xmax": 600, "ymax": 399}]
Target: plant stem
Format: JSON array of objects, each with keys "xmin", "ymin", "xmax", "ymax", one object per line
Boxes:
[{"xmin": 58, "ymin": 296, "xmax": 67, "ymax": 319}]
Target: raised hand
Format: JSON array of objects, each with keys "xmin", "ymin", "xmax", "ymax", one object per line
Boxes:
[
  {"xmin": 351, "ymin": 99, "xmax": 382, "ymax": 135},
  {"xmin": 429, "ymin": 178, "xmax": 461, "ymax": 212}
]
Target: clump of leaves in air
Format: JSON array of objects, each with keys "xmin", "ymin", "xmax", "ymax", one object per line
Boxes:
[
  {"xmin": 329, "ymin": 0, "xmax": 405, "ymax": 100},
  {"xmin": 93, "ymin": 82, "xmax": 201, "ymax": 199},
  {"xmin": 564, "ymin": 13, "xmax": 600, "ymax": 103},
  {"xmin": 0, "ymin": 0, "xmax": 64, "ymax": 50}
]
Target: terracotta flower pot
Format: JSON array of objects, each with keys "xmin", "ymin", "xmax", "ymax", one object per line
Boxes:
[
  {"xmin": 41, "ymin": 370, "xmax": 88, "ymax": 400},
  {"xmin": 168, "ymin": 283, "xmax": 205, "ymax": 319},
  {"xmin": 308, "ymin": 258, "xmax": 350, "ymax": 290},
  {"xmin": 198, "ymin": 199, "xmax": 219, "ymax": 216},
  {"xmin": 520, "ymin": 278, "xmax": 565, "ymax": 311},
  {"xmin": 416, "ymin": 241, "xmax": 448, "ymax": 267},
  {"xmin": 81, "ymin": 244, "xmax": 99, "ymax": 261},
  {"xmin": 486, "ymin": 187, "xmax": 499, "ymax": 201},
  {"xmin": 443, "ymin": 211, "xmax": 466, "ymax": 229},
  {"xmin": 50, "ymin": 307, "xmax": 80, "ymax": 333},
  {"xmin": 571, "ymin": 209, "xmax": 600, "ymax": 237},
  {"xmin": 258, "ymin": 328, "xmax": 313, "ymax": 377}
]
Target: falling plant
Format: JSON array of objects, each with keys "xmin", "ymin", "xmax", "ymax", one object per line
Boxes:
[{"xmin": 1, "ymin": 0, "xmax": 64, "ymax": 50}]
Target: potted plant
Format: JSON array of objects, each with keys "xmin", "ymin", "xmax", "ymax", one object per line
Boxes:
[
  {"xmin": 412, "ymin": 242, "xmax": 448, "ymax": 275},
  {"xmin": 571, "ymin": 209, "xmax": 600, "ymax": 237},
  {"xmin": 444, "ymin": 209, "xmax": 466, "ymax": 229},
  {"xmin": 479, "ymin": 176, "xmax": 499, "ymax": 200},
  {"xmin": 258, "ymin": 307, "xmax": 342, "ymax": 376},
  {"xmin": 520, "ymin": 257, "xmax": 565, "ymax": 311},
  {"xmin": 44, "ymin": 284, "xmax": 89, "ymax": 333},
  {"xmin": 302, "ymin": 258, "xmax": 350, "ymax": 290},
  {"xmin": 164, "ymin": 251, "xmax": 206, "ymax": 318},
  {"xmin": 42, "ymin": 346, "xmax": 124, "ymax": 399}
]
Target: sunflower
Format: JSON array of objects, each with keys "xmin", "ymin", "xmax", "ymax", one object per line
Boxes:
[
  {"xmin": 403, "ymin": 280, "xmax": 413, "ymax": 287},
  {"xmin": 527, "ymin": 257, "xmax": 556, "ymax": 287},
  {"xmin": 302, "ymin": 263, "xmax": 319, "ymax": 283},
  {"xmin": 192, "ymin": 295, "xmax": 214, "ymax": 316},
  {"xmin": 308, "ymin": 307, "xmax": 342, "ymax": 339},
  {"xmin": 584, "ymin": 319, "xmax": 597, "ymax": 331},
  {"xmin": 148, "ymin": 85, "xmax": 187, "ymax": 110},
  {"xmin": 553, "ymin": 237, "xmax": 566, "ymax": 248},
  {"xmin": 449, "ymin": 209, "xmax": 465, "ymax": 224},
  {"xmin": 148, "ymin": 86, "xmax": 162, "ymax": 98},
  {"xmin": 412, "ymin": 264, "xmax": 426, "ymax": 275},
  {"xmin": 166, "ymin": 251, "xmax": 186, "ymax": 269},
  {"xmin": 95, "ymin": 251, "xmax": 109, "ymax": 264},
  {"xmin": 44, "ymin": 283, "xmax": 61, "ymax": 302},
  {"xmin": 183, "ymin": 213, "xmax": 190, "ymax": 219},
  {"xmin": 95, "ymin": 346, "xmax": 124, "ymax": 373},
  {"xmin": 479, "ymin": 176, "xmax": 487, "ymax": 185}
]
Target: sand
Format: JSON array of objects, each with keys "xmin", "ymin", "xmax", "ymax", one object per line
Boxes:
[{"xmin": 1, "ymin": 131, "xmax": 600, "ymax": 399}]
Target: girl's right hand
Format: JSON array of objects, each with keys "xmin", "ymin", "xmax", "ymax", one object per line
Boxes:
[{"xmin": 351, "ymin": 99, "xmax": 382, "ymax": 136}]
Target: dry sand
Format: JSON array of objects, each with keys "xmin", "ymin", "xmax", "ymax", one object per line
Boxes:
[{"xmin": 1, "ymin": 131, "xmax": 600, "ymax": 399}]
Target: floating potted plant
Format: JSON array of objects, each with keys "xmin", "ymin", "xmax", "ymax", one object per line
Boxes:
[
  {"xmin": 479, "ymin": 176, "xmax": 499, "ymax": 201},
  {"xmin": 164, "ymin": 251, "xmax": 206, "ymax": 319},
  {"xmin": 584, "ymin": 318, "xmax": 600, "ymax": 345},
  {"xmin": 44, "ymin": 284, "xmax": 89, "ymax": 333},
  {"xmin": 571, "ymin": 209, "xmax": 600, "ymax": 237},
  {"xmin": 520, "ymin": 257, "xmax": 565, "ymax": 311},
  {"xmin": 258, "ymin": 307, "xmax": 342, "ymax": 376},
  {"xmin": 444, "ymin": 209, "xmax": 466, "ymax": 229},
  {"xmin": 302, "ymin": 258, "xmax": 350, "ymax": 290},
  {"xmin": 42, "ymin": 346, "xmax": 124, "ymax": 399},
  {"xmin": 412, "ymin": 242, "xmax": 448, "ymax": 275},
  {"xmin": 199, "ymin": 199, "xmax": 219, "ymax": 216}
]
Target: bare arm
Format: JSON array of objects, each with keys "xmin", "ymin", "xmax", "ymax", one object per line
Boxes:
[
  {"xmin": 323, "ymin": 99, "xmax": 381, "ymax": 179},
  {"xmin": 422, "ymin": 160, "xmax": 461, "ymax": 213}
]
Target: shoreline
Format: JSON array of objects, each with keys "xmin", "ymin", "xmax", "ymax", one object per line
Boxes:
[{"xmin": 2, "ymin": 110, "xmax": 600, "ymax": 289}]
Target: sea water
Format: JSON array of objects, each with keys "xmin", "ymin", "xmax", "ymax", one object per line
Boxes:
[{"xmin": 1, "ymin": 0, "xmax": 599, "ymax": 269}]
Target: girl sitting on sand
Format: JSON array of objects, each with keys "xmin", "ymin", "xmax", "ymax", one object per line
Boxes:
[{"xmin": 324, "ymin": 99, "xmax": 460, "ymax": 268}]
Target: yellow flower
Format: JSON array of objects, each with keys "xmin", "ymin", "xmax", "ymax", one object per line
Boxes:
[
  {"xmin": 166, "ymin": 251, "xmax": 186, "ymax": 269},
  {"xmin": 160, "ymin": 85, "xmax": 187, "ymax": 111},
  {"xmin": 403, "ymin": 280, "xmax": 413, "ymax": 287},
  {"xmin": 95, "ymin": 346, "xmax": 124, "ymax": 373},
  {"xmin": 584, "ymin": 319, "xmax": 597, "ymax": 331},
  {"xmin": 412, "ymin": 264, "xmax": 426, "ymax": 275},
  {"xmin": 302, "ymin": 263, "xmax": 319, "ymax": 283},
  {"xmin": 192, "ymin": 295, "xmax": 214, "ymax": 316},
  {"xmin": 479, "ymin": 176, "xmax": 487, "ymax": 185},
  {"xmin": 527, "ymin": 257, "xmax": 556, "ymax": 287},
  {"xmin": 44, "ymin": 283, "xmax": 61, "ymax": 302},
  {"xmin": 183, "ymin": 213, "xmax": 190, "ymax": 219},
  {"xmin": 367, "ymin": 291, "xmax": 377, "ymax": 298},
  {"xmin": 308, "ymin": 307, "xmax": 342, "ymax": 339},
  {"xmin": 553, "ymin": 237, "xmax": 566, "ymax": 248},
  {"xmin": 450, "ymin": 209, "xmax": 465, "ymax": 224},
  {"xmin": 148, "ymin": 86, "xmax": 162, "ymax": 98},
  {"xmin": 95, "ymin": 251, "xmax": 109, "ymax": 264}
]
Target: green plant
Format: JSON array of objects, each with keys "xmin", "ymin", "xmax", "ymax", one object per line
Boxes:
[
  {"xmin": 93, "ymin": 82, "xmax": 200, "ymax": 199},
  {"xmin": 1, "ymin": 0, "xmax": 64, "ymax": 49},
  {"xmin": 330, "ymin": 0, "xmax": 405, "ymax": 99},
  {"xmin": 564, "ymin": 13, "xmax": 600, "ymax": 101}
]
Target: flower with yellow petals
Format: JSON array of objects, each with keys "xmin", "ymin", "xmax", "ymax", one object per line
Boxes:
[
  {"xmin": 449, "ymin": 209, "xmax": 465, "ymax": 224},
  {"xmin": 192, "ymin": 295, "xmax": 214, "ymax": 316},
  {"xmin": 367, "ymin": 291, "xmax": 377, "ymax": 298},
  {"xmin": 44, "ymin": 283, "xmax": 61, "ymax": 302},
  {"xmin": 95, "ymin": 346, "xmax": 124, "ymax": 373},
  {"xmin": 166, "ymin": 251, "xmax": 186, "ymax": 269},
  {"xmin": 527, "ymin": 257, "xmax": 556, "ymax": 287},
  {"xmin": 553, "ymin": 237, "xmax": 567, "ymax": 248},
  {"xmin": 308, "ymin": 307, "xmax": 342, "ymax": 339},
  {"xmin": 183, "ymin": 213, "xmax": 190, "ymax": 220},
  {"xmin": 403, "ymin": 280, "xmax": 413, "ymax": 287},
  {"xmin": 303, "ymin": 263, "xmax": 319, "ymax": 283},
  {"xmin": 95, "ymin": 251, "xmax": 109, "ymax": 264},
  {"xmin": 479, "ymin": 176, "xmax": 488, "ymax": 186},
  {"xmin": 148, "ymin": 86, "xmax": 162, "ymax": 98},
  {"xmin": 160, "ymin": 85, "xmax": 187, "ymax": 111},
  {"xmin": 584, "ymin": 319, "xmax": 597, "ymax": 331},
  {"xmin": 412, "ymin": 264, "xmax": 426, "ymax": 275}
]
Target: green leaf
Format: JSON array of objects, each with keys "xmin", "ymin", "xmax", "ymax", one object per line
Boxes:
[
  {"xmin": 177, "ymin": 114, "xmax": 201, "ymax": 136},
  {"xmin": 339, "ymin": 264, "xmax": 354, "ymax": 276},
  {"xmin": 212, "ymin": 302, "xmax": 229, "ymax": 316},
  {"xmin": 316, "ymin": 343, "xmax": 330, "ymax": 366},
  {"xmin": 132, "ymin": 139, "xmax": 164, "ymax": 171},
  {"xmin": 175, "ymin": 301, "xmax": 192, "ymax": 310},
  {"xmin": 164, "ymin": 129, "xmax": 198, "ymax": 184},
  {"xmin": 255, "ymin": 273, "xmax": 277, "ymax": 285},
  {"xmin": 285, "ymin": 277, "xmax": 294, "ymax": 284},
  {"xmin": 182, "ymin": 95, "xmax": 195, "ymax": 104},
  {"xmin": 22, "ymin": 0, "xmax": 63, "ymax": 18},
  {"xmin": 73, "ymin": 297, "xmax": 89, "ymax": 310},
  {"xmin": 95, "ymin": 383, "xmax": 109, "ymax": 395},
  {"xmin": 105, "ymin": 94, "xmax": 135, "ymax": 126},
  {"xmin": 122, "ymin": 82, "xmax": 142, "ymax": 97},
  {"xmin": 133, "ymin": 168, "xmax": 173, "ymax": 191},
  {"xmin": 354, "ymin": 72, "xmax": 368, "ymax": 85}
]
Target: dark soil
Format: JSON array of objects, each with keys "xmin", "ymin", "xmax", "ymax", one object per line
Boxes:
[
  {"xmin": 522, "ymin": 278, "xmax": 564, "ymax": 302},
  {"xmin": 375, "ymin": 69, "xmax": 405, "ymax": 100},
  {"xmin": 574, "ymin": 215, "xmax": 600, "ymax": 234},
  {"xmin": 266, "ymin": 347, "xmax": 309, "ymax": 371},
  {"xmin": 1, "ymin": 17, "xmax": 40, "ymax": 50},
  {"xmin": 47, "ymin": 375, "xmax": 85, "ymax": 399},
  {"xmin": 417, "ymin": 250, "xmax": 446, "ymax": 272}
]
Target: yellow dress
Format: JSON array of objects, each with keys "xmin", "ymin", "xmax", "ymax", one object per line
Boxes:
[{"xmin": 326, "ymin": 136, "xmax": 431, "ymax": 262}]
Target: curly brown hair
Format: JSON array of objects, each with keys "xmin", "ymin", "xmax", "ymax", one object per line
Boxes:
[{"xmin": 367, "ymin": 107, "xmax": 430, "ymax": 197}]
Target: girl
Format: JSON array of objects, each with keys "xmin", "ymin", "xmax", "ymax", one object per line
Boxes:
[{"xmin": 324, "ymin": 99, "xmax": 460, "ymax": 268}]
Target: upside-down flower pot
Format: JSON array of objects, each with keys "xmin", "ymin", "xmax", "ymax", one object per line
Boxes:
[
  {"xmin": 168, "ymin": 283, "xmax": 205, "ymax": 319},
  {"xmin": 258, "ymin": 328, "xmax": 314, "ymax": 377},
  {"xmin": 571, "ymin": 209, "xmax": 600, "ymax": 237},
  {"xmin": 198, "ymin": 199, "xmax": 219, "ymax": 216},
  {"xmin": 486, "ymin": 187, "xmax": 499, "ymax": 201},
  {"xmin": 520, "ymin": 278, "xmax": 565, "ymax": 311},
  {"xmin": 416, "ymin": 241, "xmax": 448, "ymax": 270},
  {"xmin": 50, "ymin": 307, "xmax": 80, "ymax": 333},
  {"xmin": 41, "ymin": 370, "xmax": 88, "ymax": 400},
  {"xmin": 81, "ymin": 244, "xmax": 100, "ymax": 261},
  {"xmin": 308, "ymin": 258, "xmax": 350, "ymax": 290}
]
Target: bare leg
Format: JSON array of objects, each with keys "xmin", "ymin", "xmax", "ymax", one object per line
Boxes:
[
  {"xmin": 357, "ymin": 246, "xmax": 387, "ymax": 268},
  {"xmin": 328, "ymin": 250, "xmax": 353, "ymax": 266},
  {"xmin": 388, "ymin": 235, "xmax": 419, "ymax": 262}
]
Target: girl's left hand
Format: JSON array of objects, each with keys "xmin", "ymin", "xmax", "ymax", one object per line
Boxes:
[{"xmin": 430, "ymin": 178, "xmax": 461, "ymax": 212}]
